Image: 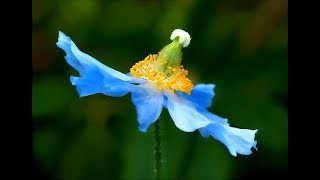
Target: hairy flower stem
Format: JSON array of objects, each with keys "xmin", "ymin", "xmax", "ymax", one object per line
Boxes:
[{"xmin": 153, "ymin": 120, "xmax": 161, "ymax": 180}]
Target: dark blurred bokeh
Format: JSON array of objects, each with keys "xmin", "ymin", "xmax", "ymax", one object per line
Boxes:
[{"xmin": 32, "ymin": 0, "xmax": 288, "ymax": 179}]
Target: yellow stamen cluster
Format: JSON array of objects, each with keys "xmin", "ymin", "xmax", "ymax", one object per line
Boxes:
[
  {"xmin": 159, "ymin": 60, "xmax": 167, "ymax": 65},
  {"xmin": 130, "ymin": 54, "xmax": 193, "ymax": 94}
]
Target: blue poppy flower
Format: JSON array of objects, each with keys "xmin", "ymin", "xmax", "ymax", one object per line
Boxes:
[{"xmin": 56, "ymin": 29, "xmax": 257, "ymax": 156}]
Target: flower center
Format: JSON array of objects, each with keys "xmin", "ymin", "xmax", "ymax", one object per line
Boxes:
[{"xmin": 130, "ymin": 54, "xmax": 193, "ymax": 94}]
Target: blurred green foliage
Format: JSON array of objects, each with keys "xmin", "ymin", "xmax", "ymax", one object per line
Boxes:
[{"xmin": 32, "ymin": 0, "xmax": 287, "ymax": 179}]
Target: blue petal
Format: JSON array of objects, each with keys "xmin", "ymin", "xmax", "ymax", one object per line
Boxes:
[
  {"xmin": 70, "ymin": 66, "xmax": 133, "ymax": 97},
  {"xmin": 196, "ymin": 107, "xmax": 229, "ymax": 125},
  {"xmin": 176, "ymin": 84, "xmax": 216, "ymax": 109},
  {"xmin": 165, "ymin": 93, "xmax": 211, "ymax": 132},
  {"xmin": 56, "ymin": 31, "xmax": 85, "ymax": 73},
  {"xmin": 57, "ymin": 31, "xmax": 144, "ymax": 97},
  {"xmin": 176, "ymin": 89, "xmax": 228, "ymax": 125},
  {"xmin": 131, "ymin": 84, "xmax": 164, "ymax": 132},
  {"xmin": 199, "ymin": 122, "xmax": 258, "ymax": 156},
  {"xmin": 163, "ymin": 95, "xmax": 168, "ymax": 108},
  {"xmin": 57, "ymin": 31, "xmax": 136, "ymax": 81}
]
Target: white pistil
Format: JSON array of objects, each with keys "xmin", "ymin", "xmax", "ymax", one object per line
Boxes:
[{"xmin": 170, "ymin": 29, "xmax": 191, "ymax": 48}]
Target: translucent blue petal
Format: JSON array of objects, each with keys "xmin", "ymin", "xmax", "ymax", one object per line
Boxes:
[
  {"xmin": 70, "ymin": 66, "xmax": 132, "ymax": 97},
  {"xmin": 165, "ymin": 93, "xmax": 211, "ymax": 132},
  {"xmin": 199, "ymin": 122, "xmax": 258, "ymax": 156},
  {"xmin": 131, "ymin": 84, "xmax": 164, "ymax": 132},
  {"xmin": 56, "ymin": 31, "xmax": 86, "ymax": 73},
  {"xmin": 176, "ymin": 84, "xmax": 216, "ymax": 109},
  {"xmin": 57, "ymin": 31, "xmax": 133, "ymax": 81},
  {"xmin": 57, "ymin": 31, "xmax": 145, "ymax": 97},
  {"xmin": 196, "ymin": 107, "xmax": 229, "ymax": 125}
]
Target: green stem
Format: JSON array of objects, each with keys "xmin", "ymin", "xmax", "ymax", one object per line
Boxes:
[{"xmin": 154, "ymin": 120, "xmax": 161, "ymax": 180}]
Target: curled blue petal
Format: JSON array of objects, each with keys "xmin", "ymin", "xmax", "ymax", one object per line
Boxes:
[
  {"xmin": 176, "ymin": 84, "xmax": 216, "ymax": 109},
  {"xmin": 165, "ymin": 93, "xmax": 211, "ymax": 132},
  {"xmin": 131, "ymin": 84, "xmax": 164, "ymax": 132},
  {"xmin": 57, "ymin": 31, "xmax": 144, "ymax": 97},
  {"xmin": 57, "ymin": 31, "xmax": 136, "ymax": 81},
  {"xmin": 56, "ymin": 31, "xmax": 85, "ymax": 73},
  {"xmin": 176, "ymin": 86, "xmax": 257, "ymax": 156},
  {"xmin": 199, "ymin": 122, "xmax": 258, "ymax": 156}
]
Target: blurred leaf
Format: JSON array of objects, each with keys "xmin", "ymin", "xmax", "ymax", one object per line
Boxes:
[
  {"xmin": 98, "ymin": 0, "xmax": 158, "ymax": 35},
  {"xmin": 200, "ymin": 14, "xmax": 237, "ymax": 56},
  {"xmin": 265, "ymin": 24, "xmax": 288, "ymax": 49},
  {"xmin": 152, "ymin": 1, "xmax": 195, "ymax": 45},
  {"xmin": 121, "ymin": 119, "xmax": 154, "ymax": 179},
  {"xmin": 32, "ymin": 32, "xmax": 56, "ymax": 72},
  {"xmin": 58, "ymin": 0, "xmax": 99, "ymax": 27},
  {"xmin": 239, "ymin": 0, "xmax": 287, "ymax": 55},
  {"xmin": 33, "ymin": 126, "xmax": 64, "ymax": 173},
  {"xmin": 59, "ymin": 126, "xmax": 113, "ymax": 180},
  {"xmin": 32, "ymin": 0, "xmax": 56, "ymax": 24},
  {"xmin": 186, "ymin": 139, "xmax": 233, "ymax": 180},
  {"xmin": 32, "ymin": 77, "xmax": 75, "ymax": 118}
]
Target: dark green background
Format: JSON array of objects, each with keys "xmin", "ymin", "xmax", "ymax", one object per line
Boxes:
[{"xmin": 32, "ymin": 0, "xmax": 288, "ymax": 179}]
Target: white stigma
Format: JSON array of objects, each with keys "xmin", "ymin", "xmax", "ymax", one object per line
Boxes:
[{"xmin": 170, "ymin": 29, "xmax": 191, "ymax": 48}]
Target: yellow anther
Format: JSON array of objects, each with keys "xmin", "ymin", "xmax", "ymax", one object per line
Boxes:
[
  {"xmin": 159, "ymin": 60, "xmax": 167, "ymax": 65},
  {"xmin": 130, "ymin": 54, "xmax": 193, "ymax": 94}
]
